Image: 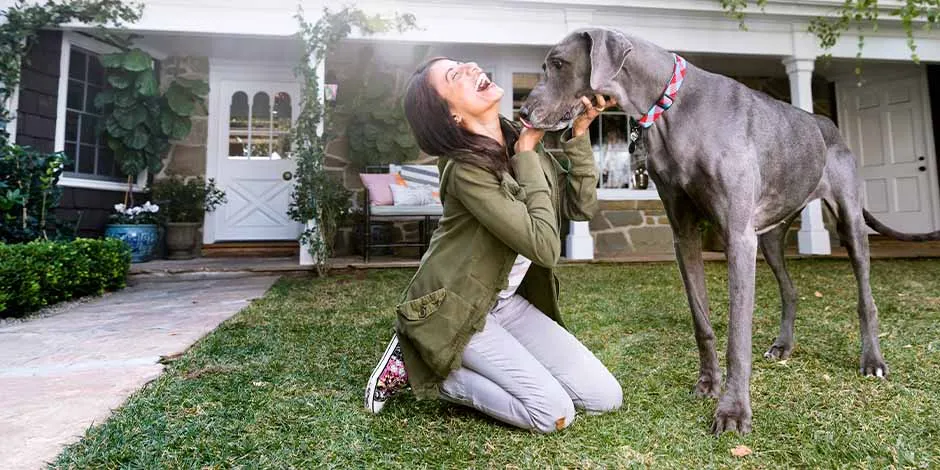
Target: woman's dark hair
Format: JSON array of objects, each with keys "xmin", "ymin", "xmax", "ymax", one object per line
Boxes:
[{"xmin": 403, "ymin": 57, "xmax": 515, "ymax": 175}]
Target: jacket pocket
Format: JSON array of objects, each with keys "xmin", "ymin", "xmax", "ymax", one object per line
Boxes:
[
  {"xmin": 397, "ymin": 288, "xmax": 446, "ymax": 321},
  {"xmin": 395, "ymin": 288, "xmax": 474, "ymax": 377}
]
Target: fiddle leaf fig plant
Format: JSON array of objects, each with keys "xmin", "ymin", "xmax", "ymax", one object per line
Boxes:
[{"xmin": 95, "ymin": 47, "xmax": 208, "ymax": 206}]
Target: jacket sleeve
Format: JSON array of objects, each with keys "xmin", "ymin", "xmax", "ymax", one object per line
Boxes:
[
  {"xmin": 556, "ymin": 132, "xmax": 599, "ymax": 221},
  {"xmin": 451, "ymin": 151, "xmax": 560, "ymax": 268}
]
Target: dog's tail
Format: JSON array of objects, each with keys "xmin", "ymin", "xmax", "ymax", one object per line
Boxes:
[{"xmin": 863, "ymin": 209, "xmax": 940, "ymax": 241}]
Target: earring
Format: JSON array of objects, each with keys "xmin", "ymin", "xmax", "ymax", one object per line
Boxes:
[{"xmin": 453, "ymin": 115, "xmax": 461, "ymax": 124}]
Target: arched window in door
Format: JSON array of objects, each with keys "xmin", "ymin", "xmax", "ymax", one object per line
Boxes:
[{"xmin": 228, "ymin": 90, "xmax": 294, "ymax": 160}]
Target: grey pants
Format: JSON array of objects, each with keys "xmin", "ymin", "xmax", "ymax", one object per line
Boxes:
[{"xmin": 440, "ymin": 294, "xmax": 622, "ymax": 433}]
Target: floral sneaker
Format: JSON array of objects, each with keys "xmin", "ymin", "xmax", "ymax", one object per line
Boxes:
[{"xmin": 364, "ymin": 333, "xmax": 409, "ymax": 414}]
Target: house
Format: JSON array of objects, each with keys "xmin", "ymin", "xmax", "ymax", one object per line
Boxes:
[{"xmin": 6, "ymin": 0, "xmax": 940, "ymax": 260}]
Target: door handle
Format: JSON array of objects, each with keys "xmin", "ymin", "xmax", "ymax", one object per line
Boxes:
[
  {"xmin": 919, "ymin": 166, "xmax": 927, "ymax": 172},
  {"xmin": 282, "ymin": 171, "xmax": 293, "ymax": 181},
  {"xmin": 918, "ymin": 156, "xmax": 926, "ymax": 161}
]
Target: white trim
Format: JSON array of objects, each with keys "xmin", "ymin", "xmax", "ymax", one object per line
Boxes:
[
  {"xmin": 918, "ymin": 67, "xmax": 940, "ymax": 232},
  {"xmin": 5, "ymin": 84, "xmax": 19, "ymax": 140},
  {"xmin": 58, "ymin": 175, "xmax": 146, "ymax": 192},
  {"xmin": 55, "ymin": 31, "xmax": 148, "ymax": 192},
  {"xmin": 597, "ymin": 188, "xmax": 660, "ymax": 200}
]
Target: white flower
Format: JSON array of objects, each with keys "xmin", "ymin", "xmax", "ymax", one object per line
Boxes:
[
  {"xmin": 114, "ymin": 203, "xmax": 126, "ymax": 213},
  {"xmin": 130, "ymin": 207, "xmax": 142, "ymax": 215}
]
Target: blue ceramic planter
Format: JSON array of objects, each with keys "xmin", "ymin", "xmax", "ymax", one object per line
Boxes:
[{"xmin": 105, "ymin": 224, "xmax": 159, "ymax": 263}]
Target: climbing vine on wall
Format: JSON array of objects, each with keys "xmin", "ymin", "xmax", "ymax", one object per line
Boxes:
[
  {"xmin": 718, "ymin": 0, "xmax": 939, "ymax": 63},
  {"xmin": 289, "ymin": 7, "xmax": 416, "ymax": 276},
  {"xmin": 0, "ymin": 0, "xmax": 142, "ymax": 136}
]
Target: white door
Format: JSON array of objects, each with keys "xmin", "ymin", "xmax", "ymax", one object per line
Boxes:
[
  {"xmin": 215, "ymin": 80, "xmax": 302, "ymax": 241},
  {"xmin": 840, "ymin": 74, "xmax": 937, "ymax": 233}
]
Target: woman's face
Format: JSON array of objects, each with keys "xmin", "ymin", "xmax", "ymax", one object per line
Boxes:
[{"xmin": 427, "ymin": 59, "xmax": 503, "ymax": 123}]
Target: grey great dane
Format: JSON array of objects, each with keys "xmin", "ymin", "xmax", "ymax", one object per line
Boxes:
[{"xmin": 519, "ymin": 27, "xmax": 940, "ymax": 434}]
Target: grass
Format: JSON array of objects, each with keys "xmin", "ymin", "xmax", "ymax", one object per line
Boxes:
[{"xmin": 52, "ymin": 259, "xmax": 940, "ymax": 468}]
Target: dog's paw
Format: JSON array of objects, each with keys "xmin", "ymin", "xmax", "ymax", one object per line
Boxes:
[
  {"xmin": 763, "ymin": 339, "xmax": 793, "ymax": 361},
  {"xmin": 693, "ymin": 371, "xmax": 721, "ymax": 399},
  {"xmin": 711, "ymin": 394, "xmax": 752, "ymax": 435},
  {"xmin": 860, "ymin": 354, "xmax": 889, "ymax": 378}
]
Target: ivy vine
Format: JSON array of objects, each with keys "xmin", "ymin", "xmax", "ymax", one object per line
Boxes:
[
  {"xmin": 0, "ymin": 0, "xmax": 142, "ymax": 136},
  {"xmin": 288, "ymin": 7, "xmax": 415, "ymax": 276},
  {"xmin": 719, "ymin": 0, "xmax": 939, "ymax": 64}
]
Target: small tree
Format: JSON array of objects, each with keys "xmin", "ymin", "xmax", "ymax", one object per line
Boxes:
[
  {"xmin": 96, "ymin": 45, "xmax": 208, "ymax": 207},
  {"xmin": 289, "ymin": 7, "xmax": 416, "ymax": 276}
]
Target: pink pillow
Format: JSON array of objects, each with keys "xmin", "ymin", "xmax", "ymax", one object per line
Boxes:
[{"xmin": 359, "ymin": 173, "xmax": 401, "ymax": 206}]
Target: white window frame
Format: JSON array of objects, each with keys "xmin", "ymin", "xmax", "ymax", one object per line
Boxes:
[{"xmin": 55, "ymin": 31, "xmax": 165, "ymax": 192}]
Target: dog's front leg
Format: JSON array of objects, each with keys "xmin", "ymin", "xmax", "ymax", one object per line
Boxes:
[
  {"xmin": 713, "ymin": 227, "xmax": 758, "ymax": 435},
  {"xmin": 668, "ymin": 206, "xmax": 722, "ymax": 399}
]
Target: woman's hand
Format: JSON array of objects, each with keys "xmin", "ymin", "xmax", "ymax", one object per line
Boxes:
[
  {"xmin": 514, "ymin": 127, "xmax": 545, "ymax": 154},
  {"xmin": 572, "ymin": 94, "xmax": 617, "ymax": 137}
]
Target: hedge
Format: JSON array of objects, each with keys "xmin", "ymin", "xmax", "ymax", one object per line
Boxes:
[{"xmin": 0, "ymin": 238, "xmax": 131, "ymax": 317}]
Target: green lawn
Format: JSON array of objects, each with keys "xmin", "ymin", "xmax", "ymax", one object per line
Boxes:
[{"xmin": 53, "ymin": 259, "xmax": 940, "ymax": 468}]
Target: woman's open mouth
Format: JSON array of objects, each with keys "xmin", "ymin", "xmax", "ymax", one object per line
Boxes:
[{"xmin": 476, "ymin": 73, "xmax": 493, "ymax": 92}]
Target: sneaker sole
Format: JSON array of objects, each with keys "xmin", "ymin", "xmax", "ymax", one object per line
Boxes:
[{"xmin": 364, "ymin": 334, "xmax": 400, "ymax": 414}]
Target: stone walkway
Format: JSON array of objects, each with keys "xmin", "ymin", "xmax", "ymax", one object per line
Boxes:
[{"xmin": 0, "ymin": 276, "xmax": 279, "ymax": 470}]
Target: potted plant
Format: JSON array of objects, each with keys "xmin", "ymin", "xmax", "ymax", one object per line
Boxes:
[
  {"xmin": 105, "ymin": 201, "xmax": 161, "ymax": 263},
  {"xmin": 150, "ymin": 176, "xmax": 227, "ymax": 259},
  {"xmin": 95, "ymin": 45, "xmax": 208, "ymax": 258}
]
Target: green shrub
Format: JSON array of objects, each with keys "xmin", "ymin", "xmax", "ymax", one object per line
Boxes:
[{"xmin": 0, "ymin": 238, "xmax": 131, "ymax": 317}]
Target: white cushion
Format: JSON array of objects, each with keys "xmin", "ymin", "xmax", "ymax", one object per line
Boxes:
[{"xmin": 371, "ymin": 205, "xmax": 443, "ymax": 216}]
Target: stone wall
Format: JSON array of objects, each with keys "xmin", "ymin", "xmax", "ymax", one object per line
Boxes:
[
  {"xmin": 590, "ymin": 200, "xmax": 675, "ymax": 256},
  {"xmin": 157, "ymin": 57, "xmax": 210, "ymax": 179},
  {"xmin": 587, "ymin": 199, "xmax": 841, "ymax": 257}
]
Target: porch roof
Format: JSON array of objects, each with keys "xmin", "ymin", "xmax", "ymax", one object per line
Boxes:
[{"xmin": 54, "ymin": 0, "xmax": 940, "ymax": 62}]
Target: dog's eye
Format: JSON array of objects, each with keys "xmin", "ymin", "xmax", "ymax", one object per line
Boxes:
[{"xmin": 550, "ymin": 59, "xmax": 564, "ymax": 69}]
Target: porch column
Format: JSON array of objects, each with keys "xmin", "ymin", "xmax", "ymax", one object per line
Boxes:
[
  {"xmin": 784, "ymin": 57, "xmax": 831, "ymax": 255},
  {"xmin": 564, "ymin": 8, "xmax": 596, "ymax": 260},
  {"xmin": 299, "ymin": 47, "xmax": 328, "ymax": 266}
]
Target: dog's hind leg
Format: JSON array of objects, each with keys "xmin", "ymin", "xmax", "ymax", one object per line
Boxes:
[
  {"xmin": 827, "ymin": 165, "xmax": 889, "ymax": 377},
  {"xmin": 760, "ymin": 217, "xmax": 798, "ymax": 360},
  {"xmin": 665, "ymin": 200, "xmax": 722, "ymax": 399}
]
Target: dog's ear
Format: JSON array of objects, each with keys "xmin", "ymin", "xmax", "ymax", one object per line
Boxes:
[{"xmin": 584, "ymin": 28, "xmax": 632, "ymax": 91}]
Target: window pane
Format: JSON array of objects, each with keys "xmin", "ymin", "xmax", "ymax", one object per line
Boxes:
[
  {"xmin": 96, "ymin": 144, "xmax": 117, "ymax": 178},
  {"xmin": 87, "ymin": 55, "xmax": 104, "ymax": 86},
  {"xmin": 80, "ymin": 115, "xmax": 98, "ymax": 144},
  {"xmin": 251, "ymin": 92, "xmax": 271, "ymax": 158},
  {"xmin": 78, "ymin": 145, "xmax": 95, "ymax": 174},
  {"xmin": 69, "ymin": 50, "xmax": 86, "ymax": 81},
  {"xmin": 512, "ymin": 73, "xmax": 539, "ymax": 109},
  {"xmin": 273, "ymin": 92, "xmax": 292, "ymax": 132},
  {"xmin": 229, "ymin": 91, "xmax": 249, "ymax": 157},
  {"xmin": 67, "ymin": 79, "xmax": 84, "ymax": 111},
  {"xmin": 64, "ymin": 142, "xmax": 77, "ymax": 172},
  {"xmin": 86, "ymin": 85, "xmax": 101, "ymax": 113},
  {"xmin": 65, "ymin": 111, "xmax": 78, "ymax": 142}
]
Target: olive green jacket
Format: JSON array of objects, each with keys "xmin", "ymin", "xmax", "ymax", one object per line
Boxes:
[{"xmin": 394, "ymin": 120, "xmax": 599, "ymax": 399}]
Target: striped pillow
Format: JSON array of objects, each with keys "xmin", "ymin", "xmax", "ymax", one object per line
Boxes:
[{"xmin": 390, "ymin": 164, "xmax": 440, "ymax": 188}]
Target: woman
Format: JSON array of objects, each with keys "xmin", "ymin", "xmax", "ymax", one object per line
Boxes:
[{"xmin": 363, "ymin": 57, "xmax": 622, "ymax": 433}]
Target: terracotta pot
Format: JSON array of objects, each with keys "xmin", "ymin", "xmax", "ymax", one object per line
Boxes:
[{"xmin": 165, "ymin": 222, "xmax": 201, "ymax": 260}]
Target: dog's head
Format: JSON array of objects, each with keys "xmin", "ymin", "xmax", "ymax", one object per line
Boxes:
[{"xmin": 519, "ymin": 28, "xmax": 632, "ymax": 131}]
